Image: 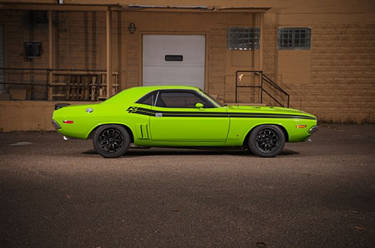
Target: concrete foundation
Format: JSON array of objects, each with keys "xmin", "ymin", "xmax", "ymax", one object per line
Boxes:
[{"xmin": 0, "ymin": 101, "xmax": 97, "ymax": 131}]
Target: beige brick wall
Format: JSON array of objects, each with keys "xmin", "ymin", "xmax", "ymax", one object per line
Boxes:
[
  {"xmin": 268, "ymin": 20, "xmax": 375, "ymax": 123},
  {"xmin": 0, "ymin": 0, "xmax": 375, "ymax": 125},
  {"xmin": 308, "ymin": 24, "xmax": 375, "ymax": 123},
  {"xmin": 0, "ymin": 100, "xmax": 96, "ymax": 131},
  {"xmin": 258, "ymin": 6, "xmax": 375, "ymax": 123}
]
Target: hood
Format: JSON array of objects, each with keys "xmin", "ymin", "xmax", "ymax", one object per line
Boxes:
[{"xmin": 226, "ymin": 105, "xmax": 316, "ymax": 119}]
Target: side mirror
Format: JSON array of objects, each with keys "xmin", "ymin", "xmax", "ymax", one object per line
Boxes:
[{"xmin": 195, "ymin": 102, "xmax": 204, "ymax": 108}]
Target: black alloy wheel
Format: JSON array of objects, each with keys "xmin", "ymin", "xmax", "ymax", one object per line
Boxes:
[
  {"xmin": 93, "ymin": 125, "xmax": 130, "ymax": 158},
  {"xmin": 248, "ymin": 125, "xmax": 285, "ymax": 157}
]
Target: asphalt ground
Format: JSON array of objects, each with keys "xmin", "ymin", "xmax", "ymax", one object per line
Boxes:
[{"xmin": 0, "ymin": 124, "xmax": 375, "ymax": 248}]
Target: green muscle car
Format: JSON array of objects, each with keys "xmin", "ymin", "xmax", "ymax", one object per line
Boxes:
[{"xmin": 52, "ymin": 86, "xmax": 318, "ymax": 158}]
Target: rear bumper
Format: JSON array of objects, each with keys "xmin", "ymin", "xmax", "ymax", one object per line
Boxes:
[{"xmin": 52, "ymin": 120, "xmax": 61, "ymax": 130}]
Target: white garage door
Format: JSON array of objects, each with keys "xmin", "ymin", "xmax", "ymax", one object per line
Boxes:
[{"xmin": 143, "ymin": 35, "xmax": 205, "ymax": 89}]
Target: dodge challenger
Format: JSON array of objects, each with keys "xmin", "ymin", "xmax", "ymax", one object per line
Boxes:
[{"xmin": 52, "ymin": 86, "xmax": 318, "ymax": 158}]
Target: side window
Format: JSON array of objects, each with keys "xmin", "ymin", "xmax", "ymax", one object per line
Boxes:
[
  {"xmin": 136, "ymin": 91, "xmax": 157, "ymax": 106},
  {"xmin": 155, "ymin": 90, "xmax": 215, "ymax": 108}
]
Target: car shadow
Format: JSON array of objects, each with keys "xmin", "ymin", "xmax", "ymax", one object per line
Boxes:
[
  {"xmin": 280, "ymin": 149, "xmax": 299, "ymax": 156},
  {"xmin": 82, "ymin": 148, "xmax": 299, "ymax": 157}
]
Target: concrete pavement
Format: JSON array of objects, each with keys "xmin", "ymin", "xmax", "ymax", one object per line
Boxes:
[{"xmin": 0, "ymin": 124, "xmax": 374, "ymax": 248}]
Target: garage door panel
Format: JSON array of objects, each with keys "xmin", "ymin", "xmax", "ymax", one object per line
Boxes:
[
  {"xmin": 143, "ymin": 35, "xmax": 205, "ymax": 89},
  {"xmin": 143, "ymin": 67, "xmax": 204, "ymax": 87}
]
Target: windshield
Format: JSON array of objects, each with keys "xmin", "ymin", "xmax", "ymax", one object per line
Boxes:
[{"xmin": 199, "ymin": 89, "xmax": 222, "ymax": 107}]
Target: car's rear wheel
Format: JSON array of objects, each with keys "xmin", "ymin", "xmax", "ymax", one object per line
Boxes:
[
  {"xmin": 248, "ymin": 125, "xmax": 285, "ymax": 157},
  {"xmin": 93, "ymin": 125, "xmax": 130, "ymax": 158}
]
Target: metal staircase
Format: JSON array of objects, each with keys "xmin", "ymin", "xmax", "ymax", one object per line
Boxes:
[{"xmin": 235, "ymin": 70, "xmax": 290, "ymax": 107}]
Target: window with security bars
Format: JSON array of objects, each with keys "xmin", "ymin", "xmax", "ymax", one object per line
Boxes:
[
  {"xmin": 278, "ymin": 28, "xmax": 311, "ymax": 49},
  {"xmin": 227, "ymin": 27, "xmax": 260, "ymax": 50}
]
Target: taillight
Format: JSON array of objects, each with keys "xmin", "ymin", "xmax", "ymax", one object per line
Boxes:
[{"xmin": 63, "ymin": 120, "xmax": 74, "ymax": 124}]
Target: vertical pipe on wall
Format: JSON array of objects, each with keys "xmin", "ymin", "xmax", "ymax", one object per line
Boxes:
[
  {"xmin": 251, "ymin": 13, "xmax": 256, "ymax": 102},
  {"xmin": 48, "ymin": 10, "xmax": 53, "ymax": 100},
  {"xmin": 55, "ymin": 12, "xmax": 59, "ymax": 69},
  {"xmin": 92, "ymin": 11, "xmax": 96, "ymax": 69},
  {"xmin": 117, "ymin": 11, "xmax": 122, "ymax": 90},
  {"xmin": 251, "ymin": 14, "xmax": 256, "ymax": 69},
  {"xmin": 0, "ymin": 25, "xmax": 4, "ymax": 94},
  {"xmin": 106, "ymin": 8, "xmax": 112, "ymax": 98},
  {"xmin": 259, "ymin": 13, "xmax": 264, "ymax": 71},
  {"xmin": 84, "ymin": 12, "xmax": 88, "ymax": 69}
]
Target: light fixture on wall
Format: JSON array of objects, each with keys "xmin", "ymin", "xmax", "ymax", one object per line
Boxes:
[
  {"xmin": 128, "ymin": 23, "xmax": 136, "ymax": 34},
  {"xmin": 57, "ymin": 0, "xmax": 63, "ymax": 4}
]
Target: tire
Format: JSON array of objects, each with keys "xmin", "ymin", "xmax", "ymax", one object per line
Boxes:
[
  {"xmin": 93, "ymin": 125, "xmax": 130, "ymax": 158},
  {"xmin": 248, "ymin": 125, "xmax": 285, "ymax": 157}
]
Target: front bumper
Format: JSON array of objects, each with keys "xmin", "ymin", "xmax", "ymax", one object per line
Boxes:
[{"xmin": 308, "ymin": 126, "xmax": 318, "ymax": 135}]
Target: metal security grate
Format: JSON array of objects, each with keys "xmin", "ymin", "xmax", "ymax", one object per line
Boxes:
[
  {"xmin": 227, "ymin": 27, "xmax": 260, "ymax": 50},
  {"xmin": 278, "ymin": 27, "xmax": 311, "ymax": 49}
]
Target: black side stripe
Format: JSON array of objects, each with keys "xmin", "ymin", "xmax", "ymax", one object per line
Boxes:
[{"xmin": 127, "ymin": 107, "xmax": 316, "ymax": 120}]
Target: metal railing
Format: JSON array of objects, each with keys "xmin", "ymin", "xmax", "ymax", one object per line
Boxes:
[
  {"xmin": 0, "ymin": 67, "xmax": 120, "ymax": 101},
  {"xmin": 235, "ymin": 70, "xmax": 290, "ymax": 107}
]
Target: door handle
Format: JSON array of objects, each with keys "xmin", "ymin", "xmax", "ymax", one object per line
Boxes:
[{"xmin": 155, "ymin": 113, "xmax": 163, "ymax": 117}]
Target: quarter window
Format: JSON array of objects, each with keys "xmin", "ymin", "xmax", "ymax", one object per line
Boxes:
[
  {"xmin": 278, "ymin": 27, "xmax": 311, "ymax": 49},
  {"xmin": 156, "ymin": 90, "xmax": 215, "ymax": 108},
  {"xmin": 136, "ymin": 91, "xmax": 157, "ymax": 106}
]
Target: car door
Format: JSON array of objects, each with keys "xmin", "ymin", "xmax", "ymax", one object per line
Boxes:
[{"xmin": 149, "ymin": 89, "xmax": 229, "ymax": 142}]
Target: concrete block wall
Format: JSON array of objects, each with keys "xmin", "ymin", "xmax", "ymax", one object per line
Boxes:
[
  {"xmin": 261, "ymin": 11, "xmax": 375, "ymax": 123},
  {"xmin": 1, "ymin": 1, "xmax": 375, "ymax": 131},
  {"xmin": 308, "ymin": 23, "xmax": 375, "ymax": 123},
  {"xmin": 276, "ymin": 23, "xmax": 375, "ymax": 123},
  {"xmin": 0, "ymin": 101, "xmax": 95, "ymax": 131}
]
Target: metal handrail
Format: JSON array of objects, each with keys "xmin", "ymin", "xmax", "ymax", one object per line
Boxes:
[
  {"xmin": 0, "ymin": 67, "xmax": 107, "ymax": 72},
  {"xmin": 262, "ymin": 74, "xmax": 289, "ymax": 96},
  {"xmin": 0, "ymin": 67, "xmax": 120, "ymax": 101},
  {"xmin": 235, "ymin": 70, "xmax": 290, "ymax": 107},
  {"xmin": 0, "ymin": 67, "xmax": 119, "ymax": 86},
  {"xmin": 262, "ymin": 73, "xmax": 290, "ymax": 107},
  {"xmin": 262, "ymin": 88, "xmax": 283, "ymax": 107}
]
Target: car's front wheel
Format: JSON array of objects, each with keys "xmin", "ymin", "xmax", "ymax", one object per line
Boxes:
[
  {"xmin": 93, "ymin": 125, "xmax": 130, "ymax": 158},
  {"xmin": 248, "ymin": 125, "xmax": 285, "ymax": 157}
]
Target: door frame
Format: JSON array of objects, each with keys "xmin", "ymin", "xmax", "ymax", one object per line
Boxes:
[{"xmin": 139, "ymin": 31, "xmax": 208, "ymax": 92}]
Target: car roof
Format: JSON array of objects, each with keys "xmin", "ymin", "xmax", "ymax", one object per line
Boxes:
[
  {"xmin": 102, "ymin": 85, "xmax": 201, "ymax": 105},
  {"xmin": 132, "ymin": 85, "xmax": 200, "ymax": 91}
]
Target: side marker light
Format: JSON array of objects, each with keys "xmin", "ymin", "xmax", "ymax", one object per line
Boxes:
[{"xmin": 296, "ymin": 124, "xmax": 307, "ymax": 128}]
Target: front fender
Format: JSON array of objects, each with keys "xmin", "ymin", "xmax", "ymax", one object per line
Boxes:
[{"xmin": 227, "ymin": 118, "xmax": 317, "ymax": 146}]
